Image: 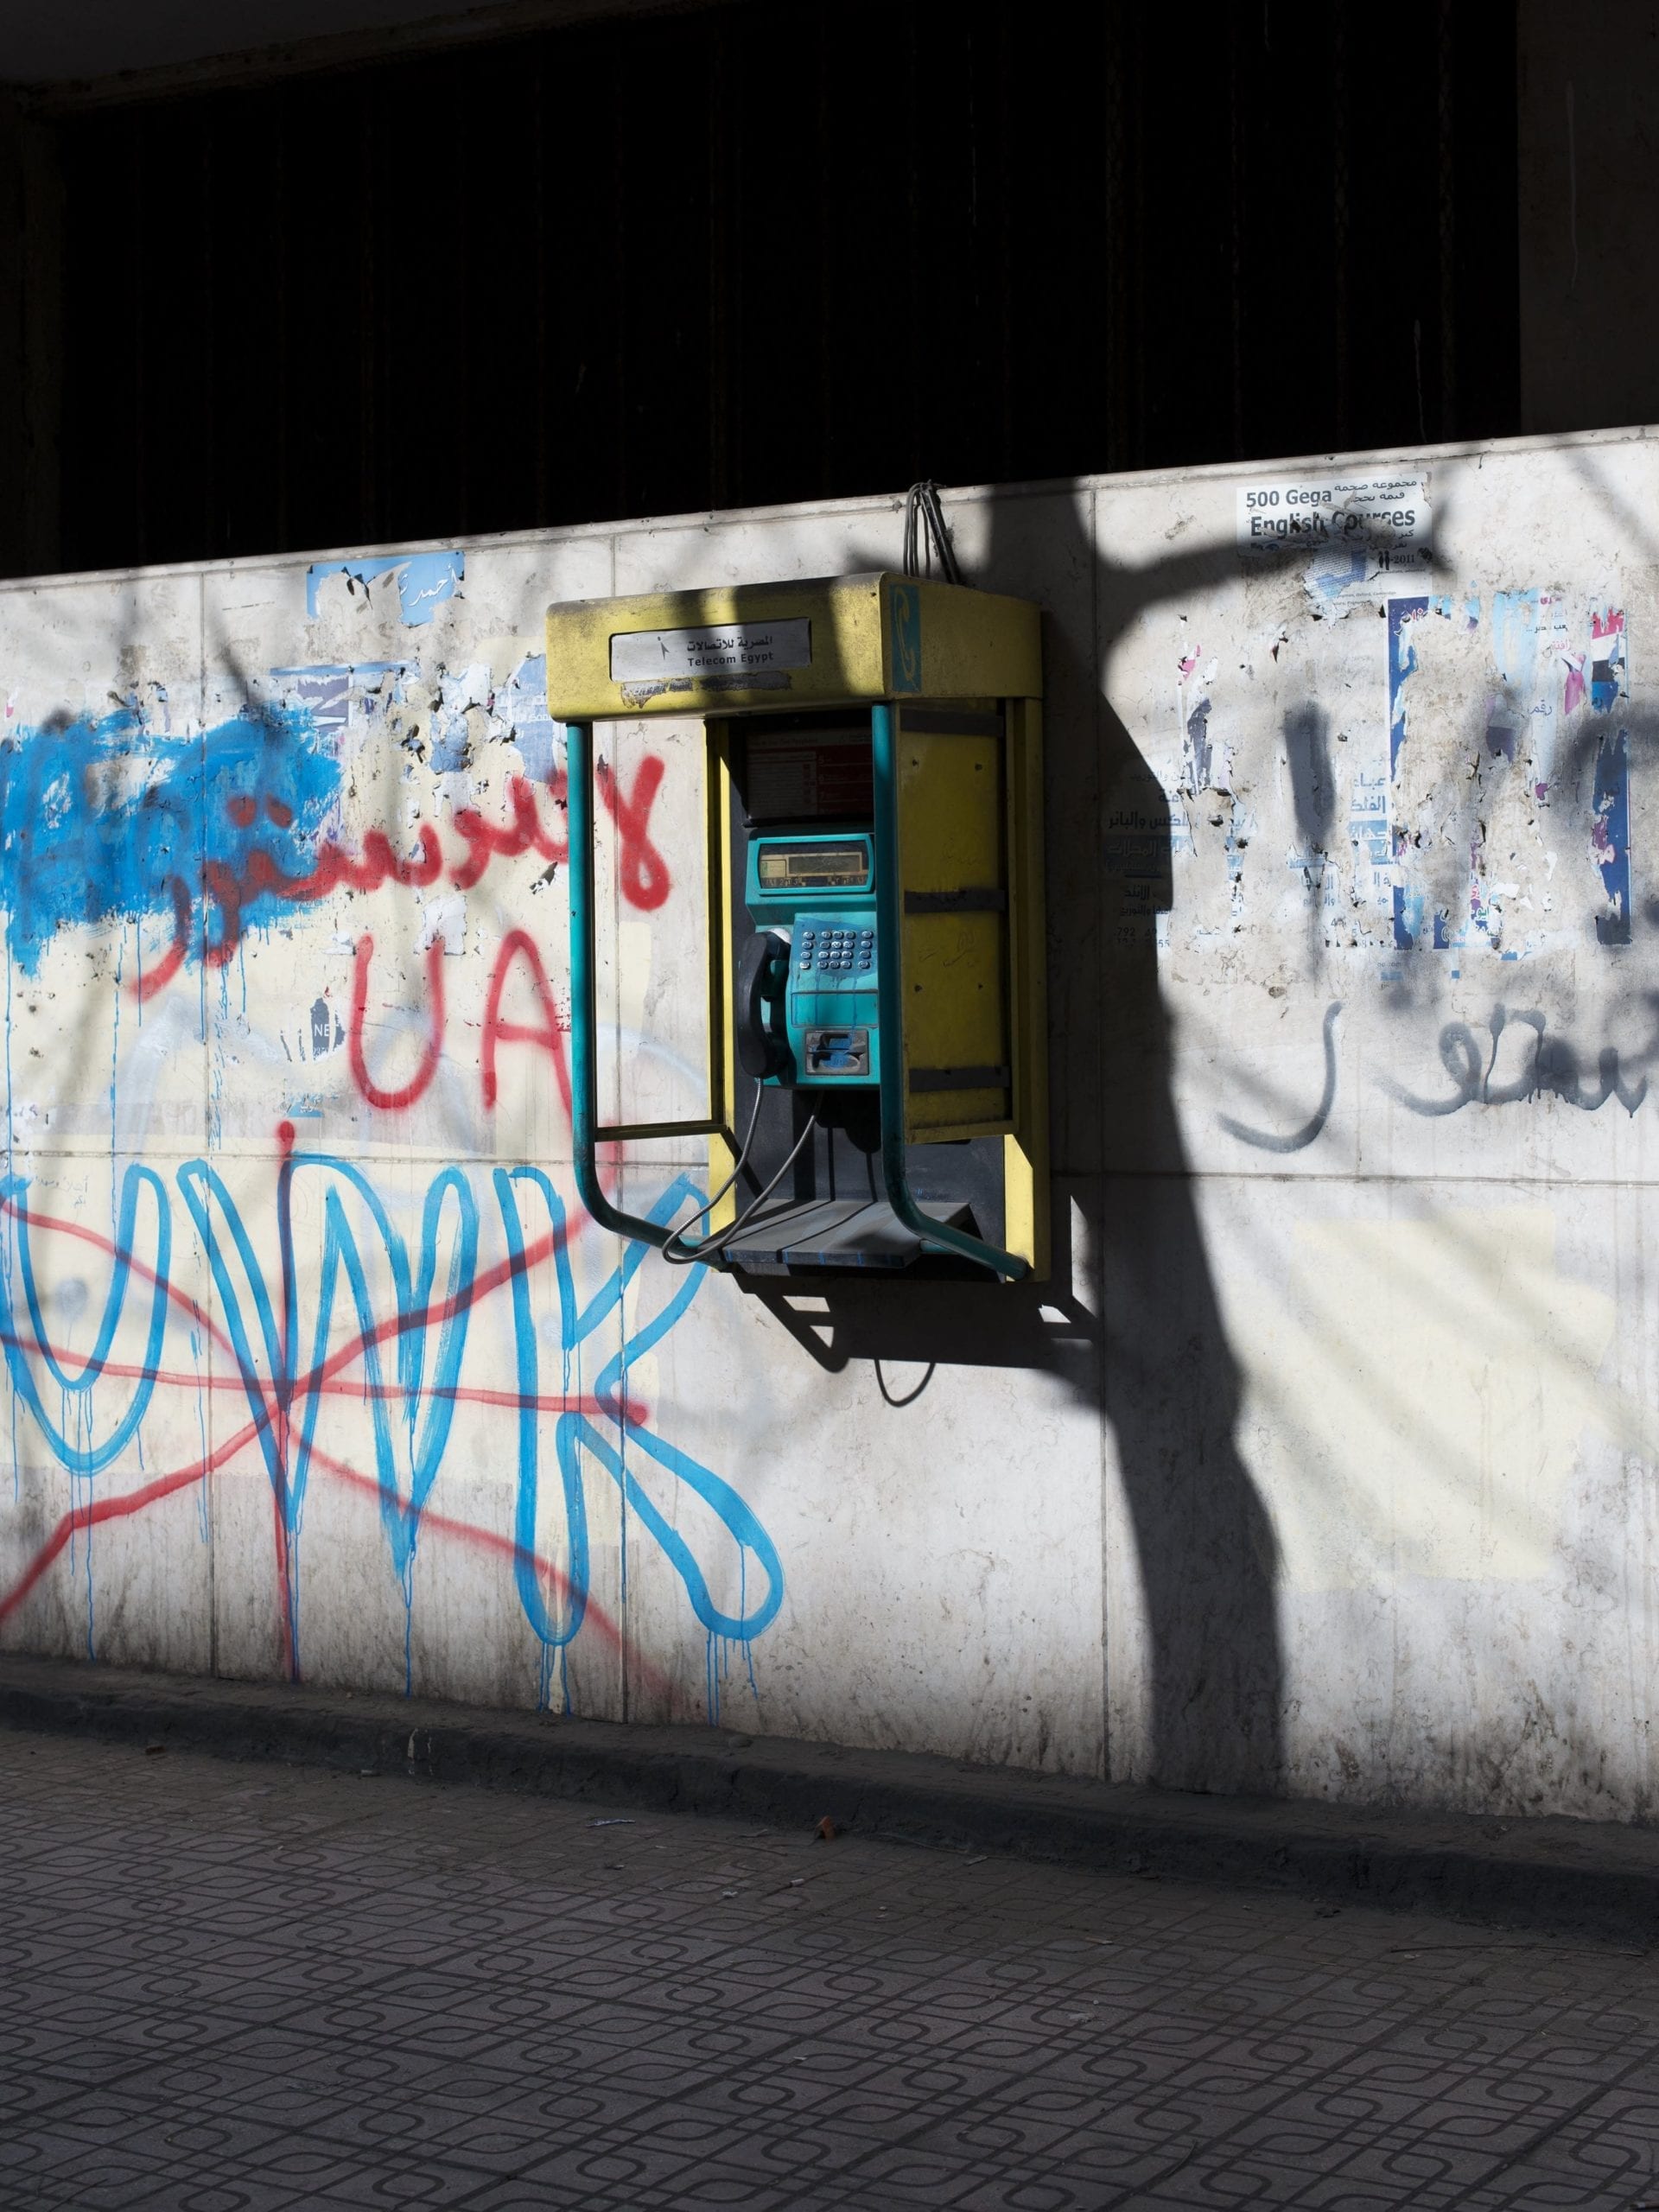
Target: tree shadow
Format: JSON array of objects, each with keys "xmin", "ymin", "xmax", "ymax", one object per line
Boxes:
[
  {"xmin": 751, "ymin": 485, "xmax": 1292, "ymax": 1795},
  {"xmin": 1021, "ymin": 491, "xmax": 1285, "ymax": 1796}
]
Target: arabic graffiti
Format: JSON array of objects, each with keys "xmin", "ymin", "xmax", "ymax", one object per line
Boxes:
[
  {"xmin": 1219, "ymin": 999, "xmax": 1651, "ymax": 1150},
  {"xmin": 1380, "ymin": 1003, "xmax": 1650, "ymax": 1119},
  {"xmin": 0, "ymin": 705, "xmax": 670, "ymax": 995},
  {"xmin": 1219, "ymin": 1001, "xmax": 1343, "ymax": 1154}
]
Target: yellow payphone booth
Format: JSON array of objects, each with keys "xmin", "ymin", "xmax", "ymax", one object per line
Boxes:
[{"xmin": 547, "ymin": 572, "xmax": 1047, "ymax": 1280}]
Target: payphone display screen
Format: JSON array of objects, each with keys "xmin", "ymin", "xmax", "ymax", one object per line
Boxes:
[{"xmin": 756, "ymin": 842, "xmax": 871, "ymax": 892}]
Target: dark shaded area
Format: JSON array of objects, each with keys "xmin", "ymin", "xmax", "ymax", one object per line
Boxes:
[
  {"xmin": 1013, "ymin": 496, "xmax": 1285, "ymax": 1796},
  {"xmin": 29, "ymin": 0, "xmax": 1519, "ymax": 576},
  {"xmin": 0, "ymin": 91, "xmax": 60, "ymax": 579},
  {"xmin": 1285, "ymin": 704, "xmax": 1336, "ymax": 856}
]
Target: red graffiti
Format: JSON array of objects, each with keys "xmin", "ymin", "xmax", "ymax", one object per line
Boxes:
[
  {"xmin": 137, "ymin": 874, "xmax": 193, "ymax": 1000},
  {"xmin": 596, "ymin": 756, "xmax": 671, "ymax": 910},
  {"xmin": 132, "ymin": 755, "xmax": 672, "ymax": 1000},
  {"xmin": 450, "ymin": 777, "xmax": 560, "ymax": 892},
  {"xmin": 348, "ymin": 935, "xmax": 447, "ymax": 1112},
  {"xmin": 480, "ymin": 929, "xmax": 570, "ymax": 1113},
  {"xmin": 342, "ymin": 928, "xmax": 576, "ymax": 1117}
]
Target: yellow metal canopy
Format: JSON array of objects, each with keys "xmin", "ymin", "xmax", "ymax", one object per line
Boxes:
[{"xmin": 544, "ymin": 571, "xmax": 1041, "ymax": 721}]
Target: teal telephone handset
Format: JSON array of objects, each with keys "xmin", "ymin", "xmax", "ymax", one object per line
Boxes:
[{"xmin": 740, "ymin": 833, "xmax": 882, "ymax": 1087}]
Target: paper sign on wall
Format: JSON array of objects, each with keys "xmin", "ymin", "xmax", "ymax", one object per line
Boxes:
[{"xmin": 1236, "ymin": 471, "xmax": 1432, "ymax": 601}]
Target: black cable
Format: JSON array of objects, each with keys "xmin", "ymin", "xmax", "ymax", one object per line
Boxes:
[
  {"xmin": 666, "ymin": 1110, "xmax": 821, "ymax": 1268},
  {"xmin": 901, "ymin": 480, "xmax": 963, "ymax": 587},
  {"xmin": 660, "ymin": 1083, "xmax": 766, "ymax": 1264}
]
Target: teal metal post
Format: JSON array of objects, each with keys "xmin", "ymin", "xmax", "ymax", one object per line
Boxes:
[
  {"xmin": 870, "ymin": 702, "xmax": 1028, "ymax": 1281},
  {"xmin": 565, "ymin": 720, "xmax": 671, "ymax": 1251}
]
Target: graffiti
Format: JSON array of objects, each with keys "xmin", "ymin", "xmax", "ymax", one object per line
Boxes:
[
  {"xmin": 0, "ymin": 1143, "xmax": 783, "ymax": 1705},
  {"xmin": 0, "ymin": 1165, "xmax": 172, "ymax": 1474},
  {"xmin": 0, "ymin": 671, "xmax": 774, "ymax": 1715},
  {"xmin": 162, "ymin": 754, "xmax": 666, "ymax": 988},
  {"xmin": 0, "ymin": 706, "xmax": 671, "ymax": 995},
  {"xmin": 350, "ymin": 937, "xmax": 447, "ymax": 1111},
  {"xmin": 343, "ymin": 925, "xmax": 581, "ymax": 1116},
  {"xmin": 1381, "ymin": 1003, "xmax": 1650, "ymax": 1119},
  {"xmin": 0, "ymin": 706, "xmax": 338, "ymax": 979},
  {"xmin": 480, "ymin": 930, "xmax": 569, "ymax": 1112},
  {"xmin": 1219, "ymin": 998, "xmax": 1651, "ymax": 1147},
  {"xmin": 1219, "ymin": 1001, "xmax": 1343, "ymax": 1153}
]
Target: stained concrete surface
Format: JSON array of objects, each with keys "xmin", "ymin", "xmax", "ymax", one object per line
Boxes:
[{"xmin": 3, "ymin": 1726, "xmax": 1659, "ymax": 2211}]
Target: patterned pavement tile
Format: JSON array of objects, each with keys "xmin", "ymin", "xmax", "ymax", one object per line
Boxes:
[
  {"xmin": 15, "ymin": 2151, "xmax": 212, "ymax": 2211},
  {"xmin": 297, "ymin": 2094, "xmax": 456, "ymax": 2160},
  {"xmin": 166, "ymin": 2184, "xmax": 342, "ymax": 2212},
  {"xmin": 1288, "ymin": 2183, "xmax": 1469, "ymax": 2211},
  {"xmin": 416, "ymin": 2069, "xmax": 644, "ymax": 2133},
  {"xmin": 1474, "ymin": 2113, "xmax": 1659, "ymax": 2203},
  {"xmin": 828, "ymin": 2140, "xmax": 998, "ymax": 2203},
  {"xmin": 512, "ymin": 2131, "xmax": 798, "ymax": 2203},
  {"xmin": 5, "ymin": 1726, "xmax": 1659, "ymax": 2212},
  {"xmin": 309, "ymin": 2157, "xmax": 501, "ymax": 2208}
]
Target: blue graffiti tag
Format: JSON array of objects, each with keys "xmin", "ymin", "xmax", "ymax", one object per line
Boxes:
[
  {"xmin": 0, "ymin": 705, "xmax": 340, "ymax": 975},
  {"xmin": 495, "ymin": 1168, "xmax": 784, "ymax": 1651},
  {"xmin": 177, "ymin": 1153, "xmax": 482, "ymax": 1669},
  {"xmin": 3, "ymin": 1154, "xmax": 781, "ymax": 1689},
  {"xmin": 0, "ymin": 1164, "xmax": 172, "ymax": 1474}
]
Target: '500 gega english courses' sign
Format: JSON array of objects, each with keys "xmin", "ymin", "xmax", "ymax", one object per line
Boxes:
[{"xmin": 1236, "ymin": 470, "xmax": 1431, "ymax": 600}]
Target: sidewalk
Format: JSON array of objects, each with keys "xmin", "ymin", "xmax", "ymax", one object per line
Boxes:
[
  {"xmin": 2, "ymin": 1654, "xmax": 1657, "ymax": 1942},
  {"xmin": 3, "ymin": 1716, "xmax": 1656, "ymax": 2211}
]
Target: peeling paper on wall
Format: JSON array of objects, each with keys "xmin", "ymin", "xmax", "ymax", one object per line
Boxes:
[{"xmin": 306, "ymin": 550, "xmax": 464, "ymax": 626}]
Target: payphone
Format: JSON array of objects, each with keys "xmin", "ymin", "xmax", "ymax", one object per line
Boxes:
[
  {"xmin": 744, "ymin": 832, "xmax": 880, "ymax": 1085},
  {"xmin": 546, "ymin": 571, "xmax": 1046, "ymax": 1281}
]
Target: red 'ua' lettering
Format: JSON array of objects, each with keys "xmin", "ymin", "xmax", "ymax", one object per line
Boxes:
[
  {"xmin": 349, "ymin": 935, "xmax": 446, "ymax": 1111},
  {"xmin": 481, "ymin": 931, "xmax": 570, "ymax": 1113}
]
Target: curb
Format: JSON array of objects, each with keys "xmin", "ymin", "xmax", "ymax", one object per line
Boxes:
[{"xmin": 1, "ymin": 1655, "xmax": 1655, "ymax": 1942}]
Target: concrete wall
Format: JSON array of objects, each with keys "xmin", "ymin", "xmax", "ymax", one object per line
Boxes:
[{"xmin": 1, "ymin": 427, "xmax": 1656, "ymax": 1821}]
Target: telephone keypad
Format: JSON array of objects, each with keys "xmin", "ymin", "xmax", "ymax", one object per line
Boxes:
[
  {"xmin": 772, "ymin": 908, "xmax": 880, "ymax": 1084},
  {"xmin": 794, "ymin": 923, "xmax": 875, "ymax": 978}
]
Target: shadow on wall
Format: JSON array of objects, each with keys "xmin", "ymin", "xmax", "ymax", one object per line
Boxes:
[
  {"xmin": 1014, "ymin": 490, "xmax": 1284, "ymax": 1797},
  {"xmin": 761, "ymin": 488, "xmax": 1287, "ymax": 1798}
]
